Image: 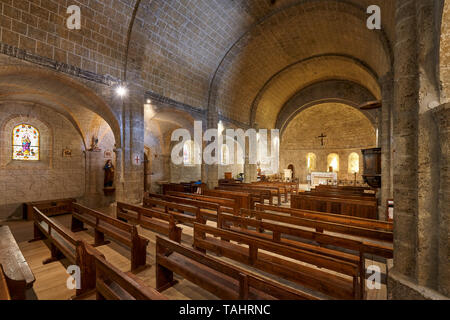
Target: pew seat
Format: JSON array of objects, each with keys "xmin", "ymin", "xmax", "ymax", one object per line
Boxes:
[
  {"xmin": 117, "ymin": 202, "xmax": 182, "ymax": 243},
  {"xmin": 0, "ymin": 226, "xmax": 35, "ymax": 300},
  {"xmin": 156, "ymin": 236, "xmax": 317, "ymax": 300},
  {"xmin": 71, "ymin": 203, "xmax": 149, "ymax": 271},
  {"xmin": 194, "ymin": 224, "xmax": 362, "ymax": 299},
  {"xmin": 31, "ymin": 208, "xmax": 96, "ymax": 297},
  {"xmin": 0, "ymin": 265, "xmax": 11, "ymax": 300}
]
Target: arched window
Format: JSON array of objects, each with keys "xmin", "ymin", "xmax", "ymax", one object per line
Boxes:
[
  {"xmin": 348, "ymin": 152, "xmax": 360, "ymax": 174},
  {"xmin": 306, "ymin": 153, "xmax": 317, "ymax": 171},
  {"xmin": 183, "ymin": 140, "xmax": 194, "ymax": 165},
  {"xmin": 221, "ymin": 144, "xmax": 230, "ymax": 165},
  {"xmin": 327, "ymin": 153, "xmax": 339, "ymax": 172},
  {"xmin": 12, "ymin": 124, "xmax": 40, "ymax": 161}
]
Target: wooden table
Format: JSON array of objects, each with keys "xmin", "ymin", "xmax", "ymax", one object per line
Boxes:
[{"xmin": 0, "ymin": 226, "xmax": 35, "ymax": 299}]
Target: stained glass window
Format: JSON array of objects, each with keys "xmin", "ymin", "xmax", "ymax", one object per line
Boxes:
[{"xmin": 12, "ymin": 124, "xmax": 39, "ymax": 161}]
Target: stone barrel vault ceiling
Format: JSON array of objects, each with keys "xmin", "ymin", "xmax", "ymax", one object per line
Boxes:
[
  {"xmin": 0, "ymin": 0, "xmax": 395, "ymax": 130},
  {"xmin": 126, "ymin": 0, "xmax": 395, "ymax": 126}
]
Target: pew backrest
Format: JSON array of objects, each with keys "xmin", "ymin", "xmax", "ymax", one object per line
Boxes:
[
  {"xmin": 242, "ymin": 208, "xmax": 393, "ymax": 244},
  {"xmin": 84, "ymin": 242, "xmax": 167, "ymax": 300},
  {"xmin": 156, "ymin": 236, "xmax": 317, "ymax": 300},
  {"xmin": 194, "ymin": 223, "xmax": 361, "ymax": 299}
]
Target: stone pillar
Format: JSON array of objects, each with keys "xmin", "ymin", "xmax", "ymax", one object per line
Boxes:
[
  {"xmin": 116, "ymin": 87, "xmax": 145, "ymax": 204},
  {"xmin": 433, "ymin": 104, "xmax": 450, "ymax": 297},
  {"xmin": 388, "ymin": 0, "xmax": 449, "ymax": 299},
  {"xmin": 379, "ymin": 72, "xmax": 394, "ymax": 220},
  {"xmin": 206, "ymin": 110, "xmax": 218, "ymax": 189},
  {"xmin": 390, "ymin": 0, "xmax": 420, "ymax": 289}
]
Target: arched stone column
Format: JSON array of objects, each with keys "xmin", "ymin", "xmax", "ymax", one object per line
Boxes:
[
  {"xmin": 389, "ymin": 0, "xmax": 448, "ymax": 299},
  {"xmin": 205, "ymin": 110, "xmax": 219, "ymax": 189},
  {"xmin": 379, "ymin": 72, "xmax": 394, "ymax": 219}
]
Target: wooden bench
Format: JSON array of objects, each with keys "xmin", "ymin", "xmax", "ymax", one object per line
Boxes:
[
  {"xmin": 31, "ymin": 208, "xmax": 97, "ymax": 297},
  {"xmin": 23, "ymin": 198, "xmax": 76, "ymax": 221},
  {"xmin": 219, "ymin": 182, "xmax": 282, "ymax": 205},
  {"xmin": 203, "ymin": 189, "xmax": 251, "ymax": 210},
  {"xmin": 218, "ymin": 212, "xmax": 393, "ymax": 296},
  {"xmin": 71, "ymin": 203, "xmax": 149, "ymax": 271},
  {"xmin": 116, "ymin": 202, "xmax": 182, "ymax": 243},
  {"xmin": 142, "ymin": 197, "xmax": 206, "ymax": 226},
  {"xmin": 291, "ymin": 193, "xmax": 378, "ymax": 220},
  {"xmin": 84, "ymin": 243, "xmax": 167, "ymax": 301},
  {"xmin": 0, "ymin": 226, "xmax": 35, "ymax": 300},
  {"xmin": 146, "ymin": 193, "xmax": 224, "ymax": 221},
  {"xmin": 155, "ymin": 236, "xmax": 318, "ymax": 300},
  {"xmin": 216, "ymin": 185, "xmax": 272, "ymax": 206},
  {"xmin": 253, "ymin": 182, "xmax": 292, "ymax": 202},
  {"xmin": 0, "ymin": 265, "xmax": 11, "ymax": 300},
  {"xmin": 165, "ymin": 191, "xmax": 237, "ymax": 214},
  {"xmin": 307, "ymin": 190, "xmax": 376, "ymax": 201},
  {"xmin": 243, "ymin": 208, "xmax": 393, "ymax": 246},
  {"xmin": 193, "ymin": 223, "xmax": 362, "ymax": 300},
  {"xmin": 257, "ymin": 204, "xmax": 393, "ymax": 232}
]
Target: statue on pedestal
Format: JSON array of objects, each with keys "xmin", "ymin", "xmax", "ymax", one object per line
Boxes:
[{"xmin": 104, "ymin": 160, "xmax": 114, "ymax": 188}]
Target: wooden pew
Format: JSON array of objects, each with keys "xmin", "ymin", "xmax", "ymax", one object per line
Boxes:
[
  {"xmin": 84, "ymin": 243, "xmax": 167, "ymax": 301},
  {"xmin": 253, "ymin": 182, "xmax": 291, "ymax": 202},
  {"xmin": 146, "ymin": 193, "xmax": 223, "ymax": 221},
  {"xmin": 155, "ymin": 236, "xmax": 318, "ymax": 300},
  {"xmin": 242, "ymin": 208, "xmax": 393, "ymax": 246},
  {"xmin": 216, "ymin": 185, "xmax": 273, "ymax": 206},
  {"xmin": 30, "ymin": 208, "xmax": 96, "ymax": 297},
  {"xmin": 0, "ymin": 226, "xmax": 35, "ymax": 300},
  {"xmin": 116, "ymin": 202, "xmax": 182, "ymax": 243},
  {"xmin": 193, "ymin": 223, "xmax": 362, "ymax": 300},
  {"xmin": 218, "ymin": 212, "xmax": 392, "ymax": 296},
  {"xmin": 142, "ymin": 198, "xmax": 206, "ymax": 226},
  {"xmin": 23, "ymin": 198, "xmax": 76, "ymax": 221},
  {"xmin": 0, "ymin": 265, "xmax": 11, "ymax": 300},
  {"xmin": 307, "ymin": 190, "xmax": 376, "ymax": 201},
  {"xmin": 315, "ymin": 185, "xmax": 375, "ymax": 195},
  {"xmin": 70, "ymin": 203, "xmax": 149, "ymax": 271},
  {"xmin": 291, "ymin": 193, "xmax": 378, "ymax": 220},
  {"xmin": 203, "ymin": 189, "xmax": 251, "ymax": 210},
  {"xmin": 165, "ymin": 191, "xmax": 238, "ymax": 214},
  {"xmin": 257, "ymin": 204, "xmax": 393, "ymax": 232},
  {"xmin": 219, "ymin": 182, "xmax": 283, "ymax": 205}
]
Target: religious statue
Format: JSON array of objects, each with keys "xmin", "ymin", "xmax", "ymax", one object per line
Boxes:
[
  {"xmin": 22, "ymin": 135, "xmax": 32, "ymax": 156},
  {"xmin": 89, "ymin": 136, "xmax": 101, "ymax": 151},
  {"xmin": 104, "ymin": 160, "xmax": 115, "ymax": 187}
]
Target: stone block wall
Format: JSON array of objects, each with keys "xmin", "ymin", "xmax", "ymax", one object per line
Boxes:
[{"xmin": 0, "ymin": 102, "xmax": 85, "ymax": 220}]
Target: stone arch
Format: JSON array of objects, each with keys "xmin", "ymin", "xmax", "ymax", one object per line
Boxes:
[
  {"xmin": 0, "ymin": 65, "xmax": 120, "ymax": 148},
  {"xmin": 207, "ymin": 0, "xmax": 393, "ymax": 124},
  {"xmin": 250, "ymin": 55, "xmax": 381, "ymax": 128},
  {"xmin": 276, "ymin": 80, "xmax": 377, "ymax": 136}
]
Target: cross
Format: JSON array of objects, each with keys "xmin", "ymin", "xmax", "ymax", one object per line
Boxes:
[
  {"xmin": 317, "ymin": 133, "xmax": 327, "ymax": 146},
  {"xmin": 134, "ymin": 155, "xmax": 140, "ymax": 165}
]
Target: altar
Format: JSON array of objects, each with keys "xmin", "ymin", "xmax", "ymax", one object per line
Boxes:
[{"xmin": 309, "ymin": 172, "xmax": 338, "ymax": 187}]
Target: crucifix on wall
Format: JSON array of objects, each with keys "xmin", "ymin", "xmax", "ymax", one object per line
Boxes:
[{"xmin": 317, "ymin": 133, "xmax": 327, "ymax": 146}]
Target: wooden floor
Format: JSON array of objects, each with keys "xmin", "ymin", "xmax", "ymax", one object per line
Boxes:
[{"xmin": 2, "ymin": 201, "xmax": 388, "ymax": 300}]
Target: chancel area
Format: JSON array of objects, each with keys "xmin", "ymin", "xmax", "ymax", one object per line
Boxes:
[{"xmin": 0, "ymin": 0, "xmax": 449, "ymax": 302}]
